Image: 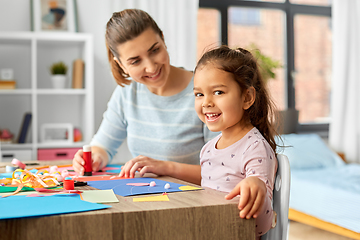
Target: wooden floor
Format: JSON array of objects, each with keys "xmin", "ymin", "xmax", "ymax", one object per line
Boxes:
[{"xmin": 289, "ymin": 221, "xmax": 355, "ymax": 240}]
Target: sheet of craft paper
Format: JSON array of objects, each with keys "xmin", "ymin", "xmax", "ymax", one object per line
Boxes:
[
  {"xmin": 87, "ymin": 178, "xmax": 196, "ymax": 197},
  {"xmin": 80, "ymin": 189, "xmax": 119, "ymax": 203},
  {"xmin": 0, "ymin": 194, "xmax": 110, "ymax": 220}
]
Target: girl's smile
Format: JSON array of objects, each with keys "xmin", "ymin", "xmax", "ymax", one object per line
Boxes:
[{"xmin": 204, "ymin": 112, "xmax": 222, "ymax": 122}]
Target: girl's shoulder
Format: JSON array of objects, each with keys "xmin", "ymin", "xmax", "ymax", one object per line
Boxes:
[{"xmin": 243, "ymin": 128, "xmax": 275, "ymax": 155}]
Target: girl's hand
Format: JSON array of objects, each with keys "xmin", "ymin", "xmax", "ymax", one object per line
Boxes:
[
  {"xmin": 72, "ymin": 146, "xmax": 108, "ymax": 175},
  {"xmin": 225, "ymin": 176, "xmax": 266, "ymax": 219},
  {"xmin": 119, "ymin": 155, "xmax": 170, "ymax": 178}
]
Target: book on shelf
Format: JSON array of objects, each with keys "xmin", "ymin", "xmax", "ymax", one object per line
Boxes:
[
  {"xmin": 17, "ymin": 112, "xmax": 32, "ymax": 143},
  {"xmin": 0, "ymin": 80, "xmax": 16, "ymax": 89},
  {"xmin": 72, "ymin": 59, "xmax": 84, "ymax": 89}
]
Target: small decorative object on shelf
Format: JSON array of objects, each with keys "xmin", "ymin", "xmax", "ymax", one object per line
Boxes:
[
  {"xmin": 41, "ymin": 123, "xmax": 73, "ymax": 144},
  {"xmin": 17, "ymin": 113, "xmax": 32, "ymax": 144},
  {"xmin": 72, "ymin": 59, "xmax": 84, "ymax": 89},
  {"xmin": 0, "ymin": 81, "xmax": 16, "ymax": 89},
  {"xmin": 50, "ymin": 61, "xmax": 68, "ymax": 89},
  {"xmin": 0, "ymin": 68, "xmax": 14, "ymax": 80},
  {"xmin": 0, "ymin": 68, "xmax": 16, "ymax": 89},
  {"xmin": 73, "ymin": 127, "xmax": 82, "ymax": 142},
  {"xmin": 0, "ymin": 129, "xmax": 14, "ymax": 143}
]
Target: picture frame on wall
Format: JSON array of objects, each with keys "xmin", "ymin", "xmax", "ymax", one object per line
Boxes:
[{"xmin": 31, "ymin": 0, "xmax": 78, "ymax": 32}]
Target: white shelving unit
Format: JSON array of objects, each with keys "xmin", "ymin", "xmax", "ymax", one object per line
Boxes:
[{"xmin": 0, "ymin": 31, "xmax": 94, "ymax": 161}]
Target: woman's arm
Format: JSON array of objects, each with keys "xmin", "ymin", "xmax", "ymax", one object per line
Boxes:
[{"xmin": 73, "ymin": 146, "xmax": 109, "ymax": 175}]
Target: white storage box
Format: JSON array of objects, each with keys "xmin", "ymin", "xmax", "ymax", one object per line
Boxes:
[{"xmin": 1, "ymin": 149, "xmax": 32, "ymax": 162}]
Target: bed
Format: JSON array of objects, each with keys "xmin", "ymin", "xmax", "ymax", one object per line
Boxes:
[{"xmin": 277, "ymin": 134, "xmax": 360, "ymax": 239}]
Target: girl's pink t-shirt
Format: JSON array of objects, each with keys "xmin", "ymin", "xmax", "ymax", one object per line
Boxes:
[{"xmin": 200, "ymin": 127, "xmax": 278, "ymax": 236}]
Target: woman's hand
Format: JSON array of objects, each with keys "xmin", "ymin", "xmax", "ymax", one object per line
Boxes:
[
  {"xmin": 72, "ymin": 146, "xmax": 109, "ymax": 175},
  {"xmin": 225, "ymin": 176, "xmax": 266, "ymax": 219},
  {"xmin": 119, "ymin": 155, "xmax": 171, "ymax": 178}
]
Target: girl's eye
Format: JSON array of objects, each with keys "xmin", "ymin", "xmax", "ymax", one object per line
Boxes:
[
  {"xmin": 214, "ymin": 90, "xmax": 224, "ymax": 95},
  {"xmin": 194, "ymin": 92, "xmax": 203, "ymax": 97}
]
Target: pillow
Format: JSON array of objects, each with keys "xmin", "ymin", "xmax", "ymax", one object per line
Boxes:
[{"xmin": 275, "ymin": 134, "xmax": 345, "ymax": 170}]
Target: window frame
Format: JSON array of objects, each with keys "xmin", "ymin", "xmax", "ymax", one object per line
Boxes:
[{"xmin": 199, "ymin": 0, "xmax": 331, "ymax": 135}]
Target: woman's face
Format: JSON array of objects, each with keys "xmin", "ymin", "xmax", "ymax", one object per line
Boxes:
[{"xmin": 115, "ymin": 28, "xmax": 170, "ymax": 94}]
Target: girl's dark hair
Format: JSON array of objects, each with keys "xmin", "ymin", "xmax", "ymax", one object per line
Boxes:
[
  {"xmin": 195, "ymin": 45, "xmax": 280, "ymax": 152},
  {"xmin": 105, "ymin": 9, "xmax": 164, "ymax": 86}
]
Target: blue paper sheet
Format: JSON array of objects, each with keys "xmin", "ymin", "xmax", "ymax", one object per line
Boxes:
[
  {"xmin": 87, "ymin": 178, "xmax": 186, "ymax": 197},
  {"xmin": 0, "ymin": 194, "xmax": 110, "ymax": 220}
]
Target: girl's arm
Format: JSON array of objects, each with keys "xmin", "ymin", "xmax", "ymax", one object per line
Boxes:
[
  {"xmin": 119, "ymin": 155, "xmax": 201, "ymax": 185},
  {"xmin": 225, "ymin": 176, "xmax": 266, "ymax": 219}
]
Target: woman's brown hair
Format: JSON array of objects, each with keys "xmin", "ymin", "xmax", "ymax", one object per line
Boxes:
[
  {"xmin": 195, "ymin": 46, "xmax": 280, "ymax": 152},
  {"xmin": 105, "ymin": 9, "xmax": 164, "ymax": 86}
]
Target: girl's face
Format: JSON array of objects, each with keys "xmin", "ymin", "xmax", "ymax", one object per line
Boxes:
[
  {"xmin": 193, "ymin": 65, "xmax": 254, "ymax": 134},
  {"xmin": 115, "ymin": 28, "xmax": 170, "ymax": 94}
]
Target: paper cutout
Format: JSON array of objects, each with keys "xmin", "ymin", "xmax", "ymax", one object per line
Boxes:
[
  {"xmin": 126, "ymin": 183, "xmax": 150, "ymax": 186},
  {"xmin": 0, "ymin": 194, "xmax": 110, "ymax": 220},
  {"xmin": 80, "ymin": 190, "xmax": 119, "ymax": 203},
  {"xmin": 88, "ymin": 178, "xmax": 194, "ymax": 197},
  {"xmin": 133, "ymin": 194, "xmax": 169, "ymax": 202},
  {"xmin": 73, "ymin": 175, "xmax": 127, "ymax": 182},
  {"xmin": 179, "ymin": 186, "xmax": 203, "ymax": 191},
  {"xmin": 0, "ymin": 186, "xmax": 34, "ymax": 193}
]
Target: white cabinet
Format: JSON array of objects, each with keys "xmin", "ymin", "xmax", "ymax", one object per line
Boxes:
[{"xmin": 0, "ymin": 32, "xmax": 94, "ymax": 161}]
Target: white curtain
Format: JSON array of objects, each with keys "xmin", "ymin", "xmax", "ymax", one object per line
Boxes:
[{"xmin": 329, "ymin": 0, "xmax": 360, "ymax": 163}]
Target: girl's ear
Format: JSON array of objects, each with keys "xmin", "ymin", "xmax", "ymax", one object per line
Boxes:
[
  {"xmin": 243, "ymin": 87, "xmax": 256, "ymax": 110},
  {"xmin": 113, "ymin": 57, "xmax": 128, "ymax": 75}
]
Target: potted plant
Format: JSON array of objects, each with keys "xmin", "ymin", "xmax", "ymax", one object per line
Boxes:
[
  {"xmin": 249, "ymin": 43, "xmax": 282, "ymax": 84},
  {"xmin": 50, "ymin": 61, "xmax": 68, "ymax": 89},
  {"xmin": 249, "ymin": 44, "xmax": 299, "ymax": 134}
]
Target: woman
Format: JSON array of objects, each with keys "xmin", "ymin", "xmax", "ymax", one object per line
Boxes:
[{"xmin": 72, "ymin": 9, "xmax": 216, "ymax": 184}]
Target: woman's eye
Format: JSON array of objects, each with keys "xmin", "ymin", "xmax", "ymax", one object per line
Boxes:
[
  {"xmin": 130, "ymin": 60, "xmax": 140, "ymax": 65},
  {"xmin": 214, "ymin": 90, "xmax": 224, "ymax": 95},
  {"xmin": 194, "ymin": 92, "xmax": 203, "ymax": 97},
  {"xmin": 152, "ymin": 48, "xmax": 160, "ymax": 54}
]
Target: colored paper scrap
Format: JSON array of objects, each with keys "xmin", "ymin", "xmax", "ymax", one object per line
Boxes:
[
  {"xmin": 87, "ymin": 178, "xmax": 202, "ymax": 197},
  {"xmin": 179, "ymin": 186, "xmax": 203, "ymax": 191},
  {"xmin": 0, "ymin": 194, "xmax": 110, "ymax": 220},
  {"xmin": 0, "ymin": 186, "xmax": 34, "ymax": 193},
  {"xmin": 133, "ymin": 194, "xmax": 169, "ymax": 202},
  {"xmin": 80, "ymin": 189, "xmax": 119, "ymax": 203},
  {"xmin": 73, "ymin": 175, "xmax": 127, "ymax": 182},
  {"xmin": 126, "ymin": 183, "xmax": 150, "ymax": 186}
]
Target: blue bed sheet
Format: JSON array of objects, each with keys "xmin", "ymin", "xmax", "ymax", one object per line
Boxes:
[
  {"xmin": 278, "ymin": 133, "xmax": 360, "ymax": 233},
  {"xmin": 290, "ymin": 165, "xmax": 360, "ymax": 233}
]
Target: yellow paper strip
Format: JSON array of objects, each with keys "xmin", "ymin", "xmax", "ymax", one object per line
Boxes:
[
  {"xmin": 133, "ymin": 194, "xmax": 169, "ymax": 202},
  {"xmin": 179, "ymin": 185, "xmax": 203, "ymax": 191}
]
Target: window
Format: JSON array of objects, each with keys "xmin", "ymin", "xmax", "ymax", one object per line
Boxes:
[
  {"xmin": 198, "ymin": 0, "xmax": 331, "ymax": 134},
  {"xmin": 197, "ymin": 8, "xmax": 221, "ymax": 61},
  {"xmin": 229, "ymin": 7, "xmax": 261, "ymax": 25}
]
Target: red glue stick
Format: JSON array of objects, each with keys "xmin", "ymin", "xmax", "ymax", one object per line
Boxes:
[{"xmin": 83, "ymin": 145, "xmax": 92, "ymax": 176}]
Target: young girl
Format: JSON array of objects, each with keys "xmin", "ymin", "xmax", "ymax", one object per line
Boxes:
[{"xmin": 193, "ymin": 46, "xmax": 279, "ymax": 238}]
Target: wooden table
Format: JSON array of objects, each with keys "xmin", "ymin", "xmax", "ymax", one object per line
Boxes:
[{"xmin": 0, "ymin": 160, "xmax": 255, "ymax": 240}]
